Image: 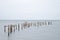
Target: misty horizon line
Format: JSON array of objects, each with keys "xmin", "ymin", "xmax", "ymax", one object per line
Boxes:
[{"xmin": 0, "ymin": 20, "xmax": 60, "ymax": 21}]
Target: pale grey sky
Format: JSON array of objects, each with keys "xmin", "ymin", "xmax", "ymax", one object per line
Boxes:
[{"xmin": 0, "ymin": 0, "xmax": 60, "ymax": 20}]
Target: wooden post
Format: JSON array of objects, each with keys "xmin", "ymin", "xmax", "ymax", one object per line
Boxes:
[
  {"xmin": 18, "ymin": 24, "xmax": 20, "ymax": 31},
  {"xmin": 13, "ymin": 27, "xmax": 15, "ymax": 32},
  {"xmin": 10, "ymin": 25, "xmax": 12, "ymax": 33},
  {"xmin": 4, "ymin": 25, "xmax": 6, "ymax": 32},
  {"xmin": 8, "ymin": 26, "xmax": 10, "ymax": 36}
]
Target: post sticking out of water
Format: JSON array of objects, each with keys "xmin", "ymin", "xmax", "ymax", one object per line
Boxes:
[
  {"xmin": 8, "ymin": 26, "xmax": 9, "ymax": 36},
  {"xmin": 8, "ymin": 25, "xmax": 12, "ymax": 36},
  {"xmin": 10, "ymin": 25, "xmax": 12, "ymax": 33},
  {"xmin": 13, "ymin": 27, "xmax": 15, "ymax": 32},
  {"xmin": 4, "ymin": 25, "xmax": 6, "ymax": 32},
  {"xmin": 18, "ymin": 24, "xmax": 20, "ymax": 31}
]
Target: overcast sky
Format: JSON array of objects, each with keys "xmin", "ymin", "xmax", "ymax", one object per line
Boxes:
[{"xmin": 0, "ymin": 0, "xmax": 60, "ymax": 20}]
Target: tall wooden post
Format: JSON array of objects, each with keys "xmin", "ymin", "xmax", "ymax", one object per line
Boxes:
[{"xmin": 10, "ymin": 25, "xmax": 12, "ymax": 33}]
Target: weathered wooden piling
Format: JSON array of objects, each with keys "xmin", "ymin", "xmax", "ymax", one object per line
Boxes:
[
  {"xmin": 8, "ymin": 26, "xmax": 10, "ymax": 36},
  {"xmin": 13, "ymin": 27, "xmax": 15, "ymax": 32},
  {"xmin": 18, "ymin": 24, "xmax": 20, "ymax": 31},
  {"xmin": 7, "ymin": 25, "xmax": 11, "ymax": 36},
  {"xmin": 10, "ymin": 25, "xmax": 12, "ymax": 33},
  {"xmin": 4, "ymin": 25, "xmax": 6, "ymax": 32}
]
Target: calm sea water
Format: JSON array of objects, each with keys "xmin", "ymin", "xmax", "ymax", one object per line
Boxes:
[{"xmin": 0, "ymin": 20, "xmax": 60, "ymax": 40}]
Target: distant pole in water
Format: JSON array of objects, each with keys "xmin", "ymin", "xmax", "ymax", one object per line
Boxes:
[
  {"xmin": 13, "ymin": 27, "xmax": 15, "ymax": 32},
  {"xmin": 10, "ymin": 25, "xmax": 12, "ymax": 33},
  {"xmin": 18, "ymin": 24, "xmax": 20, "ymax": 31},
  {"xmin": 48, "ymin": 22, "xmax": 52, "ymax": 25},
  {"xmin": 8, "ymin": 25, "xmax": 13, "ymax": 36},
  {"xmin": 16, "ymin": 25, "xmax": 17, "ymax": 30},
  {"xmin": 8, "ymin": 26, "xmax": 10, "ymax": 36},
  {"xmin": 4, "ymin": 25, "xmax": 6, "ymax": 32}
]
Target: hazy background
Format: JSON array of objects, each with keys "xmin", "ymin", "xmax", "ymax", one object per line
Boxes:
[{"xmin": 0, "ymin": 0, "xmax": 60, "ymax": 20}]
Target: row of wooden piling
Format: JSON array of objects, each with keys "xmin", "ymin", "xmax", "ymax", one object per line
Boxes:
[
  {"xmin": 4, "ymin": 24, "xmax": 17, "ymax": 36},
  {"xmin": 4, "ymin": 21, "xmax": 52, "ymax": 36}
]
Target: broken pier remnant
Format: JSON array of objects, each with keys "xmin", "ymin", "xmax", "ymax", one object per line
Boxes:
[
  {"xmin": 4, "ymin": 24, "xmax": 17, "ymax": 36},
  {"xmin": 4, "ymin": 21, "xmax": 52, "ymax": 36}
]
